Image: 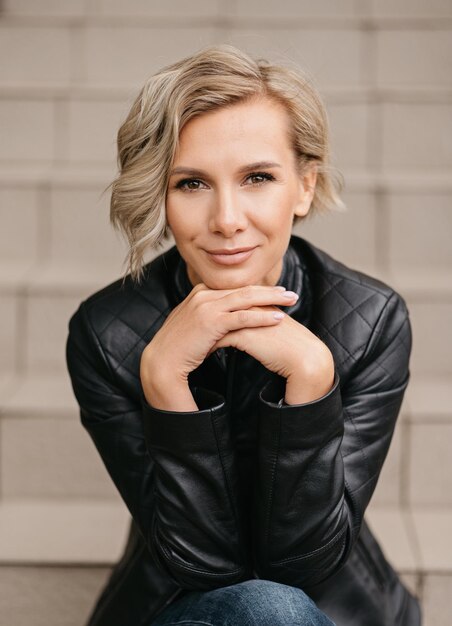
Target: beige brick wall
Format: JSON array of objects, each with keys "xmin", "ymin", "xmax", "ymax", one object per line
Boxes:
[{"xmin": 0, "ymin": 0, "xmax": 451, "ymax": 589}]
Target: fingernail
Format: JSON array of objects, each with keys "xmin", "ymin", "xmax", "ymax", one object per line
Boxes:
[
  {"xmin": 273, "ymin": 312, "xmax": 285, "ymax": 319},
  {"xmin": 283, "ymin": 291, "xmax": 299, "ymax": 299},
  {"xmin": 274, "ymin": 285, "xmax": 286, "ymax": 291}
]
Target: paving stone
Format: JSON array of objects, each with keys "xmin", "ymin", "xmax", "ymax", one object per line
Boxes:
[
  {"xmin": 381, "ymin": 103, "xmax": 452, "ymax": 171},
  {"xmin": 327, "ymin": 102, "xmax": 371, "ymax": 169},
  {"xmin": 377, "ymin": 30, "xmax": 452, "ymax": 88},
  {"xmin": 97, "ymin": 0, "xmax": 222, "ymax": 18},
  {"xmin": 2, "ymin": 0, "xmax": 89, "ymax": 16},
  {"xmin": 403, "ymin": 374, "xmax": 451, "ymax": 423},
  {"xmin": 224, "ymin": 28, "xmax": 365, "ymax": 90},
  {"xmin": 0, "ymin": 565, "xmax": 111, "ymax": 626},
  {"xmin": 0, "ymin": 293, "xmax": 18, "ymax": 374},
  {"xmin": 409, "ymin": 424, "xmax": 452, "ymax": 505},
  {"xmin": 82, "ymin": 26, "xmax": 221, "ymax": 87},
  {"xmin": 234, "ymin": 0, "xmax": 358, "ymax": 18},
  {"xmin": 296, "ymin": 191, "xmax": 377, "ymax": 272},
  {"xmin": 0, "ymin": 100, "xmax": 55, "ymax": 162},
  {"xmin": 422, "ymin": 573, "xmax": 452, "ymax": 626},
  {"xmin": 0, "ymin": 499, "xmax": 128, "ymax": 563},
  {"xmin": 26, "ymin": 292, "xmax": 83, "ymax": 373},
  {"xmin": 49, "ymin": 186, "xmax": 127, "ymax": 265},
  {"xmin": 64, "ymin": 98, "xmax": 130, "ymax": 164},
  {"xmin": 365, "ymin": 506, "xmax": 418, "ymax": 572},
  {"xmin": 0, "ymin": 186, "xmax": 39, "ymax": 263},
  {"xmin": 387, "ymin": 191, "xmax": 452, "ymax": 269},
  {"xmin": 1, "ymin": 413, "xmax": 119, "ymax": 498},
  {"xmin": 370, "ymin": 0, "xmax": 452, "ymax": 19},
  {"xmin": 407, "ymin": 301, "xmax": 452, "ymax": 377},
  {"xmin": 0, "ymin": 26, "xmax": 71, "ymax": 86}
]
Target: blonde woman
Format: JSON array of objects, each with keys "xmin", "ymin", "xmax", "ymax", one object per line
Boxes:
[{"xmin": 66, "ymin": 45, "xmax": 422, "ymax": 626}]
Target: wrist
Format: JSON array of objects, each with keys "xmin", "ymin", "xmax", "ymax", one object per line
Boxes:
[
  {"xmin": 284, "ymin": 372, "xmax": 335, "ymax": 405},
  {"xmin": 285, "ymin": 356, "xmax": 335, "ymax": 405},
  {"xmin": 140, "ymin": 352, "xmax": 196, "ymax": 411}
]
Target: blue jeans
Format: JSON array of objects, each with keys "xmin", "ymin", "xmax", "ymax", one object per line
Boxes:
[{"xmin": 151, "ymin": 579, "xmax": 336, "ymax": 626}]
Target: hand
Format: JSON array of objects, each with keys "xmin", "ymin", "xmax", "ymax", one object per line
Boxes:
[
  {"xmin": 140, "ymin": 283, "xmax": 303, "ymax": 390},
  {"xmin": 210, "ymin": 303, "xmax": 335, "ymax": 403}
]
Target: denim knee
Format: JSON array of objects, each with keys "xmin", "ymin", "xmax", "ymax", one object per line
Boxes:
[
  {"xmin": 151, "ymin": 579, "xmax": 335, "ymax": 626},
  {"xmin": 213, "ymin": 579, "xmax": 335, "ymax": 626}
]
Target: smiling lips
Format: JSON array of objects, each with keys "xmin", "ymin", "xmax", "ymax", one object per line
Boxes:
[{"xmin": 205, "ymin": 246, "xmax": 257, "ymax": 265}]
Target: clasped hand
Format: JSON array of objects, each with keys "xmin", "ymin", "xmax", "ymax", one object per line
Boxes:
[{"xmin": 141, "ymin": 283, "xmax": 335, "ymax": 405}]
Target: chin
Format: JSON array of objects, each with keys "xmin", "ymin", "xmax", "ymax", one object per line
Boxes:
[{"xmin": 203, "ymin": 271, "xmax": 263, "ymax": 291}]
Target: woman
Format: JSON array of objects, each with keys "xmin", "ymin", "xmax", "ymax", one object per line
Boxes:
[{"xmin": 66, "ymin": 44, "xmax": 422, "ymax": 625}]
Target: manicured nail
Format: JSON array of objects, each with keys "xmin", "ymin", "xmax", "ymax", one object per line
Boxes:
[
  {"xmin": 283, "ymin": 291, "xmax": 299, "ymax": 299},
  {"xmin": 274, "ymin": 285, "xmax": 286, "ymax": 291},
  {"xmin": 273, "ymin": 312, "xmax": 285, "ymax": 319}
]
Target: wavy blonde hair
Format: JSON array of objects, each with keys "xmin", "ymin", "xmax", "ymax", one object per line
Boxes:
[{"xmin": 110, "ymin": 44, "xmax": 344, "ymax": 284}]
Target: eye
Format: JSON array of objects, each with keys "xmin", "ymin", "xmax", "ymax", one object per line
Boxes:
[
  {"xmin": 175, "ymin": 178, "xmax": 206, "ymax": 192},
  {"xmin": 245, "ymin": 172, "xmax": 276, "ymax": 186}
]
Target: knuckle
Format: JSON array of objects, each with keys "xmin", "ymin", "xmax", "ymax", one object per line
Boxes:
[
  {"xmin": 192, "ymin": 288, "xmax": 208, "ymax": 305},
  {"xmin": 240, "ymin": 285, "xmax": 254, "ymax": 299},
  {"xmin": 237, "ymin": 309, "xmax": 249, "ymax": 324}
]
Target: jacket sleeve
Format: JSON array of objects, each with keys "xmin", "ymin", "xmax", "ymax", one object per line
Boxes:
[
  {"xmin": 254, "ymin": 290, "xmax": 412, "ymax": 588},
  {"xmin": 66, "ymin": 302, "xmax": 250, "ymax": 590}
]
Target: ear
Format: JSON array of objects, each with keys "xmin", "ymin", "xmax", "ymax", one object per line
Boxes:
[{"xmin": 294, "ymin": 164, "xmax": 318, "ymax": 218}]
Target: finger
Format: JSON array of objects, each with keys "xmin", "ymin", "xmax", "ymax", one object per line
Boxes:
[
  {"xmin": 220, "ymin": 285, "xmax": 298, "ymax": 311},
  {"xmin": 221, "ymin": 307, "xmax": 286, "ymax": 333}
]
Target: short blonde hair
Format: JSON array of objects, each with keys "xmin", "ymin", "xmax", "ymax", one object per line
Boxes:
[{"xmin": 110, "ymin": 44, "xmax": 344, "ymax": 284}]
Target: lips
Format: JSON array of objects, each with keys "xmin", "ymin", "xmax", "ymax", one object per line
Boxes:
[
  {"xmin": 206, "ymin": 246, "xmax": 256, "ymax": 255},
  {"xmin": 205, "ymin": 246, "xmax": 257, "ymax": 266}
]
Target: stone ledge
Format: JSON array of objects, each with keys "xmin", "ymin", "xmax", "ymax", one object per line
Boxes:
[
  {"xmin": 0, "ymin": 165, "xmax": 451, "ymax": 192},
  {"xmin": 0, "ymin": 373, "xmax": 78, "ymax": 418},
  {"xmin": 0, "ymin": 498, "xmax": 450, "ymax": 583},
  {"xmin": 0, "ymin": 365, "xmax": 451, "ymax": 424},
  {"xmin": 1, "ymin": 12, "xmax": 452, "ymax": 28},
  {"xmin": 1, "ymin": 260, "xmax": 451, "ymax": 300},
  {"xmin": 1, "ymin": 84, "xmax": 452, "ymax": 104},
  {"xmin": 0, "ymin": 499, "xmax": 129, "ymax": 565}
]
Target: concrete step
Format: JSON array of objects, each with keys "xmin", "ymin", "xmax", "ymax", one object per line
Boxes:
[
  {"xmin": 1, "ymin": 565, "xmax": 447, "ymax": 626},
  {"xmin": 0, "ymin": 499, "xmax": 451, "ymax": 625},
  {"xmin": 0, "ymin": 373, "xmax": 119, "ymax": 499},
  {"xmin": 1, "ymin": 262, "xmax": 450, "ymax": 378},
  {"xmin": 1, "ymin": 166, "xmax": 451, "ymax": 281},
  {"xmin": 0, "ymin": 372, "xmax": 451, "ymax": 506},
  {"xmin": 0, "ymin": 565, "xmax": 112, "ymax": 626},
  {"xmin": 0, "ymin": 499, "xmax": 129, "ymax": 565}
]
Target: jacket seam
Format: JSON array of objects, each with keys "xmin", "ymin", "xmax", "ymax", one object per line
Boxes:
[
  {"xmin": 358, "ymin": 291, "xmax": 397, "ymax": 365},
  {"xmin": 269, "ymin": 523, "xmax": 348, "ymax": 566},
  {"xmin": 155, "ymin": 525, "xmax": 243, "ymax": 578},
  {"xmin": 80, "ymin": 302, "xmax": 121, "ymax": 387},
  {"xmin": 314, "ymin": 267, "xmax": 396, "ymax": 297},
  {"xmin": 339, "ymin": 294, "xmax": 406, "ymax": 485},
  {"xmin": 209, "ymin": 408, "xmax": 240, "ymax": 531},
  {"xmin": 264, "ymin": 413, "xmax": 282, "ymax": 548}
]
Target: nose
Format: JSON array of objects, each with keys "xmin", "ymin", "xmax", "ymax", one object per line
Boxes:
[{"xmin": 208, "ymin": 186, "xmax": 248, "ymax": 236}]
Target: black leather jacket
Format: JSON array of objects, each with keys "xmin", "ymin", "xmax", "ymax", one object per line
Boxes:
[{"xmin": 66, "ymin": 234, "xmax": 422, "ymax": 626}]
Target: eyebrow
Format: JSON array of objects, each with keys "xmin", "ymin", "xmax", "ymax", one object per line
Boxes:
[{"xmin": 169, "ymin": 161, "xmax": 282, "ymax": 177}]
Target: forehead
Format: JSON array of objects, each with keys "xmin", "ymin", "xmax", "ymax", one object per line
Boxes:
[{"xmin": 173, "ymin": 97, "xmax": 293, "ymax": 164}]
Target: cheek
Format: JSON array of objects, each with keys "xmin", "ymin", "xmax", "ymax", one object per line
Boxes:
[{"xmin": 166, "ymin": 200, "xmax": 191, "ymax": 236}]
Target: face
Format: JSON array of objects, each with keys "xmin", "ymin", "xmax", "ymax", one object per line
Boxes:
[{"xmin": 165, "ymin": 97, "xmax": 317, "ymax": 290}]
